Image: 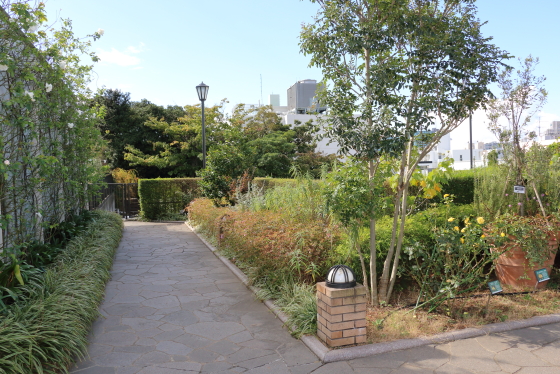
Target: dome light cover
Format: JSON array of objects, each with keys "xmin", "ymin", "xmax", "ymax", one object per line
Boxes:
[{"xmin": 326, "ymin": 265, "xmax": 356, "ymax": 289}]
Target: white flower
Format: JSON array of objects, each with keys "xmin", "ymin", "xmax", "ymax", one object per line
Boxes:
[
  {"xmin": 28, "ymin": 24, "xmax": 39, "ymax": 33},
  {"xmin": 59, "ymin": 61, "xmax": 67, "ymax": 69},
  {"xmin": 0, "ymin": 64, "xmax": 8, "ymax": 71},
  {"xmin": 3, "ymin": 160, "xmax": 9, "ymax": 165},
  {"xmin": 68, "ymin": 123, "xmax": 75, "ymax": 129},
  {"xmin": 36, "ymin": 212, "xmax": 42, "ymax": 218},
  {"xmin": 25, "ymin": 90, "xmax": 35, "ymax": 102},
  {"xmin": 97, "ymin": 28, "xmax": 104, "ymax": 36},
  {"xmin": 45, "ymin": 83, "xmax": 53, "ymax": 93}
]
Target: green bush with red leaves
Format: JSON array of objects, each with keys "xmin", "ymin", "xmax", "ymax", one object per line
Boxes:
[{"xmin": 188, "ymin": 198, "xmax": 340, "ymax": 286}]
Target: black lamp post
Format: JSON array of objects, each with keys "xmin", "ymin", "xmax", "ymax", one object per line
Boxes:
[{"xmin": 196, "ymin": 82, "xmax": 209, "ymax": 168}]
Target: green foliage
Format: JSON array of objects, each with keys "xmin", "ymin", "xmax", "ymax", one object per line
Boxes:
[
  {"xmin": 188, "ymin": 197, "xmax": 338, "ymax": 286},
  {"xmin": 124, "ymin": 101, "xmax": 224, "ymax": 177},
  {"xmin": 487, "ymin": 214, "xmax": 558, "ymax": 268},
  {"xmin": 300, "ymin": 0, "xmax": 507, "ymax": 304},
  {"xmin": 487, "ymin": 150, "xmax": 499, "ymax": 166},
  {"xmin": 438, "ymin": 170, "xmax": 475, "ymax": 205},
  {"xmin": 1, "ymin": 1, "xmax": 106, "ymax": 268},
  {"xmin": 256, "ymin": 280, "xmax": 318, "ymax": 338},
  {"xmin": 405, "ymin": 206, "xmax": 499, "ymax": 312},
  {"xmin": 487, "ymin": 56, "xmax": 547, "ymax": 216},
  {"xmin": 324, "ymin": 159, "xmax": 389, "ymax": 226},
  {"xmin": 0, "ymin": 211, "xmax": 123, "ymax": 373},
  {"xmin": 247, "ymin": 170, "xmax": 327, "ymax": 223},
  {"xmin": 138, "ymin": 178, "xmax": 200, "ymax": 220},
  {"xmin": 340, "ymin": 203, "xmax": 477, "ymax": 285}
]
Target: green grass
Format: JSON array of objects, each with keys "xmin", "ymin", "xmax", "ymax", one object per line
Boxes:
[{"xmin": 0, "ymin": 211, "xmax": 123, "ymax": 374}]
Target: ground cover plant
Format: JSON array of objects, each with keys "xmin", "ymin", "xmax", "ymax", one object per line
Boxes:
[{"xmin": 0, "ymin": 211, "xmax": 123, "ymax": 374}]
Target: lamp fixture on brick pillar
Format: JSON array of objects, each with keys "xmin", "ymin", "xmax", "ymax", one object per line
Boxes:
[{"xmin": 326, "ymin": 264, "xmax": 356, "ymax": 289}]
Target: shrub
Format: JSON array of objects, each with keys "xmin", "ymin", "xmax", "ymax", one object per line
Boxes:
[
  {"xmin": 438, "ymin": 170, "xmax": 475, "ymax": 205},
  {"xmin": 341, "ymin": 203, "xmax": 477, "ymax": 286},
  {"xmin": 0, "ymin": 211, "xmax": 123, "ymax": 373},
  {"xmin": 138, "ymin": 178, "xmax": 200, "ymax": 220},
  {"xmin": 188, "ymin": 198, "xmax": 339, "ymax": 287}
]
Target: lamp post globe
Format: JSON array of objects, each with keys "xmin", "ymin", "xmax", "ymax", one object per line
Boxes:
[{"xmin": 196, "ymin": 82, "xmax": 209, "ymax": 169}]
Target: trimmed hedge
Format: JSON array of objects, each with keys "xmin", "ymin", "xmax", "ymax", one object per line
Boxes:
[
  {"xmin": 0, "ymin": 211, "xmax": 123, "ymax": 374},
  {"xmin": 138, "ymin": 178, "xmax": 201, "ymax": 220},
  {"xmin": 440, "ymin": 170, "xmax": 475, "ymax": 205}
]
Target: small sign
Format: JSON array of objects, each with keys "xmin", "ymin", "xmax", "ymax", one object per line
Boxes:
[
  {"xmin": 513, "ymin": 185, "xmax": 526, "ymax": 194},
  {"xmin": 534, "ymin": 268, "xmax": 550, "ymax": 282},
  {"xmin": 488, "ymin": 280, "xmax": 503, "ymax": 294}
]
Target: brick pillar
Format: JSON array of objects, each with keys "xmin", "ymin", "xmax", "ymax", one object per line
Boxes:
[{"xmin": 316, "ymin": 281, "xmax": 367, "ymax": 347}]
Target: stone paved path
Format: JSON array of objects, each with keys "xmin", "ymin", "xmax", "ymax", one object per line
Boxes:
[{"xmin": 71, "ymin": 221, "xmax": 560, "ymax": 374}]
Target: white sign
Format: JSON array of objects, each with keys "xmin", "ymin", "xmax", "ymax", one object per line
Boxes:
[{"xmin": 513, "ymin": 185, "xmax": 526, "ymax": 194}]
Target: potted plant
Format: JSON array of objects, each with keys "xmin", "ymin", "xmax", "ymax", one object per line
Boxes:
[{"xmin": 488, "ymin": 214, "xmax": 558, "ymax": 288}]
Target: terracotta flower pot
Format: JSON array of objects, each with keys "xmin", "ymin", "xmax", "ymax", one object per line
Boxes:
[{"xmin": 495, "ymin": 236, "xmax": 557, "ymax": 289}]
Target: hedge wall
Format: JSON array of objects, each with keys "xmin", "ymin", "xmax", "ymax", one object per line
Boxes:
[
  {"xmin": 439, "ymin": 170, "xmax": 475, "ymax": 205},
  {"xmin": 138, "ymin": 178, "xmax": 201, "ymax": 220}
]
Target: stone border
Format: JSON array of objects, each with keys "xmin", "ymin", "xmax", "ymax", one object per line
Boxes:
[{"xmin": 184, "ymin": 222, "xmax": 560, "ymax": 363}]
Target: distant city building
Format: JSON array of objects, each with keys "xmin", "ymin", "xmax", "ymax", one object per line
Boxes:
[
  {"xmin": 286, "ymin": 79, "xmax": 326, "ymax": 114},
  {"xmin": 268, "ymin": 94, "xmax": 280, "ymax": 107},
  {"xmin": 544, "ymin": 121, "xmax": 560, "ymax": 140}
]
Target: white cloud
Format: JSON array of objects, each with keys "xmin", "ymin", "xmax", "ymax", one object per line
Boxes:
[{"xmin": 97, "ymin": 43, "xmax": 145, "ymax": 67}]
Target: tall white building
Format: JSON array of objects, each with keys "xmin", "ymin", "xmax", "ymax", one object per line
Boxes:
[{"xmin": 544, "ymin": 121, "xmax": 560, "ymax": 140}]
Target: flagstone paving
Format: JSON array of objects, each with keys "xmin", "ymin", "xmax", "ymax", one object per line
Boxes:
[{"xmin": 71, "ymin": 221, "xmax": 560, "ymax": 373}]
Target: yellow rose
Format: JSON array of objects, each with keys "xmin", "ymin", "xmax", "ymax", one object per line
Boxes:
[
  {"xmin": 500, "ymin": 232, "xmax": 505, "ymax": 237},
  {"xmin": 444, "ymin": 194, "xmax": 449, "ymax": 198},
  {"xmin": 460, "ymin": 238, "xmax": 465, "ymax": 244},
  {"xmin": 477, "ymin": 217, "xmax": 484, "ymax": 224},
  {"xmin": 464, "ymin": 217, "xmax": 470, "ymax": 224},
  {"xmin": 461, "ymin": 228, "xmax": 466, "ymax": 233},
  {"xmin": 448, "ymin": 217, "xmax": 455, "ymax": 222},
  {"xmin": 454, "ymin": 226, "xmax": 459, "ymax": 231},
  {"xmin": 480, "ymin": 234, "xmax": 485, "ymax": 238}
]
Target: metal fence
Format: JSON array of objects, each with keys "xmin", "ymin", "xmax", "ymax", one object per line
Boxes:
[{"xmin": 88, "ymin": 183, "xmax": 139, "ymax": 219}]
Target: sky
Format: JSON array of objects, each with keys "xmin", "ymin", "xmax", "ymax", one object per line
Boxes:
[{"xmin": 42, "ymin": 0, "xmax": 560, "ymax": 150}]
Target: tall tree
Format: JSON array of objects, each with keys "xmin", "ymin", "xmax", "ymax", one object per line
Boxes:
[{"xmin": 300, "ymin": 0, "xmax": 507, "ymax": 304}]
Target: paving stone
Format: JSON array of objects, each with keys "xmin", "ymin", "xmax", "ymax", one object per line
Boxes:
[
  {"xmin": 156, "ymin": 340, "xmax": 193, "ymax": 355},
  {"xmin": 277, "ymin": 342, "xmax": 321, "ymax": 367},
  {"xmin": 121, "ymin": 318, "xmax": 162, "ymax": 331},
  {"xmin": 72, "ymin": 366, "xmax": 116, "ymax": 374},
  {"xmin": 349, "ymin": 350, "xmax": 407, "ymax": 368},
  {"xmin": 200, "ymin": 361, "xmax": 236, "ymax": 373},
  {"xmin": 206, "ymin": 340, "xmax": 241, "ymax": 356},
  {"xmin": 132, "ymin": 350, "xmax": 170, "ymax": 366},
  {"xmin": 402, "ymin": 345, "xmax": 450, "ymax": 369},
  {"xmin": 188, "ymin": 348, "xmax": 221, "ymax": 363},
  {"xmin": 227, "ymin": 347, "xmax": 277, "ymax": 365},
  {"xmin": 96, "ymin": 331, "xmax": 138, "ymax": 347},
  {"xmin": 495, "ymin": 347, "xmax": 554, "ymax": 367},
  {"xmin": 475, "ymin": 334, "xmax": 517, "ymax": 353},
  {"xmin": 92, "ymin": 351, "xmax": 142, "ymax": 367},
  {"xmin": 448, "ymin": 338, "xmax": 502, "ymax": 372},
  {"xmin": 184, "ymin": 321, "xmax": 246, "ymax": 340}
]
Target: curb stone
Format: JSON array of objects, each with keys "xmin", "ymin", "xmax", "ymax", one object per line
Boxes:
[{"xmin": 184, "ymin": 221, "xmax": 560, "ymax": 363}]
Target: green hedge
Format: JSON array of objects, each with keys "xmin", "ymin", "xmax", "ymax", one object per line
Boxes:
[
  {"xmin": 138, "ymin": 178, "xmax": 201, "ymax": 220},
  {"xmin": 252, "ymin": 178, "xmax": 298, "ymax": 190},
  {"xmin": 440, "ymin": 170, "xmax": 475, "ymax": 205},
  {"xmin": 0, "ymin": 211, "xmax": 123, "ymax": 374}
]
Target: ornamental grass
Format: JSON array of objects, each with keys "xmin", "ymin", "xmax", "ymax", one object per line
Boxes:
[{"xmin": 0, "ymin": 211, "xmax": 123, "ymax": 374}]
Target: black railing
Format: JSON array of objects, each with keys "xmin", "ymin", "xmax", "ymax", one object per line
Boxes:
[{"xmin": 89, "ymin": 183, "xmax": 139, "ymax": 218}]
